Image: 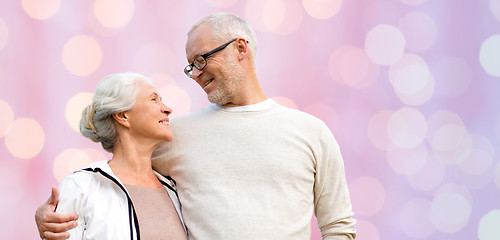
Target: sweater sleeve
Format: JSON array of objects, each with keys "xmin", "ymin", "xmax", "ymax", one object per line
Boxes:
[
  {"xmin": 56, "ymin": 176, "xmax": 86, "ymax": 240},
  {"xmin": 314, "ymin": 124, "xmax": 356, "ymax": 239}
]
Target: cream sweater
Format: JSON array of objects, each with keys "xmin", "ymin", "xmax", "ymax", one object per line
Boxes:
[{"xmin": 152, "ymin": 99, "xmax": 356, "ymax": 240}]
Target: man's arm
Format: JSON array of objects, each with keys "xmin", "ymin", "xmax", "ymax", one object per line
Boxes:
[
  {"xmin": 35, "ymin": 186, "xmax": 78, "ymax": 240},
  {"xmin": 314, "ymin": 125, "xmax": 356, "ymax": 240}
]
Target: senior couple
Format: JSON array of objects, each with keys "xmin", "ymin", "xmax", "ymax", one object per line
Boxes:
[{"xmin": 35, "ymin": 13, "xmax": 356, "ymax": 240}]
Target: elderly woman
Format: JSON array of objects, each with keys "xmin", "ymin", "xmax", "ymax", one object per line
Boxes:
[{"xmin": 48, "ymin": 73, "xmax": 188, "ymax": 239}]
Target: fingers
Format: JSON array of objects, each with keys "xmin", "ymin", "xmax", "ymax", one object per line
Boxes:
[
  {"xmin": 42, "ymin": 211, "xmax": 78, "ymax": 224},
  {"xmin": 42, "ymin": 230, "xmax": 71, "ymax": 240},
  {"xmin": 42, "ymin": 220, "xmax": 77, "ymax": 233},
  {"xmin": 48, "ymin": 186, "xmax": 60, "ymax": 211},
  {"xmin": 35, "ymin": 186, "xmax": 78, "ymax": 239}
]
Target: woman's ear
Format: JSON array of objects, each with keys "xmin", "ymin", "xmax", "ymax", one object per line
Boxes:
[{"xmin": 113, "ymin": 112, "xmax": 130, "ymax": 128}]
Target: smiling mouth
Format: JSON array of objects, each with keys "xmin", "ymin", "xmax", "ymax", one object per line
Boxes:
[
  {"xmin": 159, "ymin": 120, "xmax": 170, "ymax": 126},
  {"xmin": 203, "ymin": 79, "xmax": 214, "ymax": 88}
]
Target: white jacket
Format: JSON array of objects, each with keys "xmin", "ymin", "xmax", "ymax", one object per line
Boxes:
[{"xmin": 56, "ymin": 160, "xmax": 186, "ymax": 240}]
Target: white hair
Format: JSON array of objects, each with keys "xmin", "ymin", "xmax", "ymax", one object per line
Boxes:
[
  {"xmin": 188, "ymin": 13, "xmax": 258, "ymax": 60},
  {"xmin": 80, "ymin": 72, "xmax": 152, "ymax": 153}
]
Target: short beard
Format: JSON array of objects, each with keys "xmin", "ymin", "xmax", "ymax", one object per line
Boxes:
[{"xmin": 208, "ymin": 61, "xmax": 245, "ymax": 106}]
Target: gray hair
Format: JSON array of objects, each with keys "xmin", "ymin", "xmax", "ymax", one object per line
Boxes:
[
  {"xmin": 80, "ymin": 72, "xmax": 152, "ymax": 153},
  {"xmin": 188, "ymin": 13, "xmax": 258, "ymax": 60}
]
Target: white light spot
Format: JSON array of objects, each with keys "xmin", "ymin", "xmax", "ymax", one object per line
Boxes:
[
  {"xmin": 479, "ymin": 34, "xmax": 500, "ymax": 77},
  {"xmin": 387, "ymin": 107, "xmax": 427, "ymax": 149},
  {"xmin": 62, "ymin": 35, "xmax": 102, "ymax": 76},
  {"xmin": 405, "ymin": 155, "xmax": 445, "ymax": 192},
  {"xmin": 490, "ymin": 0, "xmax": 500, "ymax": 22},
  {"xmin": 431, "ymin": 124, "xmax": 472, "ymax": 165},
  {"xmin": 365, "ymin": 24, "xmax": 406, "ymax": 65},
  {"xmin": 399, "ymin": 11, "xmax": 437, "ymax": 52},
  {"xmin": 386, "ymin": 143, "xmax": 427, "ymax": 175},
  {"xmin": 22, "ymin": 0, "xmax": 61, "ymax": 20},
  {"xmin": 93, "ymin": 0, "xmax": 135, "ymax": 29},
  {"xmin": 65, "ymin": 92, "xmax": 93, "ymax": 132},
  {"xmin": 5, "ymin": 118, "xmax": 45, "ymax": 159},
  {"xmin": 302, "ymin": 0, "xmax": 343, "ymax": 19},
  {"xmin": 328, "ymin": 45, "xmax": 380, "ymax": 88},
  {"xmin": 479, "ymin": 210, "xmax": 500, "ymax": 240},
  {"xmin": 53, "ymin": 149, "xmax": 92, "ymax": 182},
  {"xmin": 400, "ymin": 198, "xmax": 436, "ymax": 238},
  {"xmin": 430, "ymin": 192, "xmax": 471, "ymax": 233}
]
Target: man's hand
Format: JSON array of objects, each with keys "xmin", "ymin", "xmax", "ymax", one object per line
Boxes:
[{"xmin": 35, "ymin": 186, "xmax": 78, "ymax": 240}]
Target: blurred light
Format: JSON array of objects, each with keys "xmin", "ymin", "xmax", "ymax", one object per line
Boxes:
[
  {"xmin": 349, "ymin": 176, "xmax": 385, "ymax": 217},
  {"xmin": 53, "ymin": 148, "xmax": 92, "ymax": 182},
  {"xmin": 157, "ymin": 84, "xmax": 192, "ymax": 118},
  {"xmin": 262, "ymin": 0, "xmax": 286, "ymax": 30},
  {"xmin": 434, "ymin": 56, "xmax": 472, "ymax": 97},
  {"xmin": 22, "ymin": 0, "xmax": 61, "ymax": 20},
  {"xmin": 386, "ymin": 143, "xmax": 427, "ymax": 175},
  {"xmin": 399, "ymin": 11, "xmax": 437, "ymax": 52},
  {"xmin": 149, "ymin": 73, "xmax": 176, "ymax": 86},
  {"xmin": 83, "ymin": 148, "xmax": 108, "ymax": 162},
  {"xmin": 65, "ymin": 92, "xmax": 93, "ymax": 132},
  {"xmin": 0, "ymin": 18, "xmax": 7, "ymax": 50},
  {"xmin": 246, "ymin": 0, "xmax": 303, "ymax": 35},
  {"xmin": 431, "ymin": 124, "xmax": 472, "ymax": 165},
  {"xmin": 458, "ymin": 141, "xmax": 494, "ymax": 175},
  {"xmin": 387, "ymin": 107, "xmax": 427, "ymax": 149},
  {"xmin": 365, "ymin": 24, "xmax": 406, "ymax": 65},
  {"xmin": 480, "ymin": 34, "xmax": 500, "ymax": 77},
  {"xmin": 426, "ymin": 110, "xmax": 465, "ymax": 139},
  {"xmin": 400, "ymin": 198, "xmax": 436, "ymax": 239},
  {"xmin": 135, "ymin": 43, "xmax": 175, "ymax": 75},
  {"xmin": 5, "ymin": 118, "xmax": 45, "ymax": 159},
  {"xmin": 328, "ymin": 45, "xmax": 379, "ymax": 88},
  {"xmin": 355, "ymin": 219, "xmax": 380, "ymax": 240},
  {"xmin": 495, "ymin": 162, "xmax": 500, "ymax": 190},
  {"xmin": 389, "ymin": 53, "xmax": 435, "ymax": 106},
  {"xmin": 206, "ymin": 0, "xmax": 239, "ymax": 8},
  {"xmin": 405, "ymin": 154, "xmax": 445, "ymax": 191},
  {"xmin": 400, "ymin": 0, "xmax": 427, "ymax": 6},
  {"xmin": 245, "ymin": 0, "xmax": 285, "ymax": 31},
  {"xmin": 0, "ymin": 99, "xmax": 14, "ymax": 137},
  {"xmin": 479, "ymin": 210, "xmax": 500, "ymax": 240},
  {"xmin": 490, "ymin": 0, "xmax": 500, "ymax": 22},
  {"xmin": 271, "ymin": 96, "xmax": 298, "ymax": 109},
  {"xmin": 367, "ymin": 110, "xmax": 393, "ymax": 151},
  {"xmin": 304, "ymin": 103, "xmax": 339, "ymax": 131},
  {"xmin": 430, "ymin": 191, "xmax": 471, "ymax": 233},
  {"xmin": 93, "ymin": 0, "xmax": 134, "ymax": 29},
  {"xmin": 62, "ymin": 35, "xmax": 102, "ymax": 76},
  {"xmin": 302, "ymin": 0, "xmax": 343, "ymax": 19}
]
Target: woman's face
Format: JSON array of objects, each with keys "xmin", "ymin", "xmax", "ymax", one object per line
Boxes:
[{"xmin": 125, "ymin": 80, "xmax": 173, "ymax": 143}]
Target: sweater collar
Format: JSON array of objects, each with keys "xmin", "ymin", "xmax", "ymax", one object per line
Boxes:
[{"xmin": 211, "ymin": 98, "xmax": 277, "ymax": 112}]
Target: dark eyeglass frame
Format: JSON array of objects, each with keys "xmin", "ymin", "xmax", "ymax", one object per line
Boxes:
[{"xmin": 184, "ymin": 38, "xmax": 239, "ymax": 78}]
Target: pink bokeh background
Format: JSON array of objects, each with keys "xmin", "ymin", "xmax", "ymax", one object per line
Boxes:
[{"xmin": 1, "ymin": 0, "xmax": 500, "ymax": 239}]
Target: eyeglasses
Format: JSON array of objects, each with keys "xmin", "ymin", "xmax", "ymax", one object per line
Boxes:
[{"xmin": 183, "ymin": 38, "xmax": 238, "ymax": 78}]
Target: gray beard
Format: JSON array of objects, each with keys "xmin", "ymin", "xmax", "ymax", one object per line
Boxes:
[{"xmin": 208, "ymin": 62, "xmax": 245, "ymax": 105}]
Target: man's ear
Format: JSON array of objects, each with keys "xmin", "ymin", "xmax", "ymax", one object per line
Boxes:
[
  {"xmin": 113, "ymin": 112, "xmax": 130, "ymax": 128},
  {"xmin": 236, "ymin": 38, "xmax": 249, "ymax": 60}
]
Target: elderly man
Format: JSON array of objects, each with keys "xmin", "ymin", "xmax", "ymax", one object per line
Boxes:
[{"xmin": 36, "ymin": 13, "xmax": 356, "ymax": 240}]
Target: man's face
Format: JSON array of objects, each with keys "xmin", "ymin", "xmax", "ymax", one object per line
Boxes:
[{"xmin": 185, "ymin": 24, "xmax": 245, "ymax": 106}]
